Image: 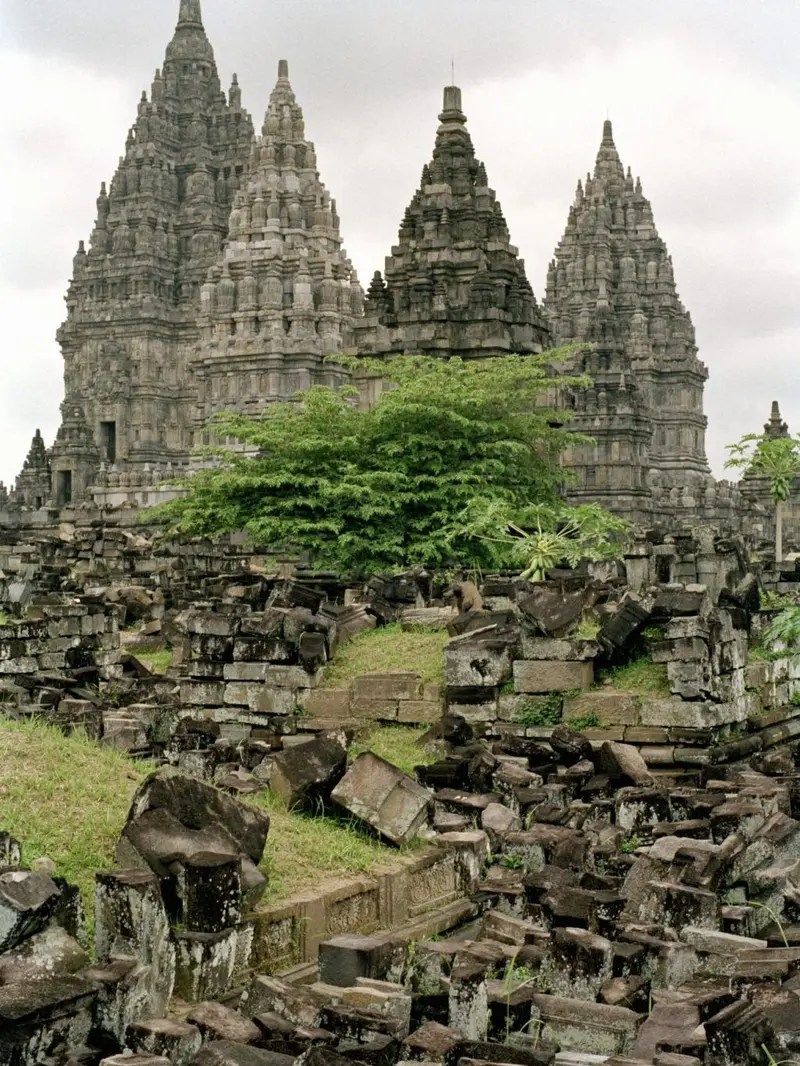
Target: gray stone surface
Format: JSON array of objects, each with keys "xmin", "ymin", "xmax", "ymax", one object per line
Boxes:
[{"xmin": 331, "ymin": 753, "xmax": 431, "ymax": 845}]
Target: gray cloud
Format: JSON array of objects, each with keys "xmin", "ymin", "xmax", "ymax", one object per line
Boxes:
[{"xmin": 1, "ymin": 0, "xmax": 799, "ymax": 488}]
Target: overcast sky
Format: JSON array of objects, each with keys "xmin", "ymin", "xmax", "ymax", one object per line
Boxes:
[{"xmin": 1, "ymin": 0, "xmax": 799, "ymax": 488}]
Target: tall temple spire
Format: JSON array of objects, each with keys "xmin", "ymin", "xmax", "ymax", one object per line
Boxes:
[
  {"xmin": 178, "ymin": 0, "xmax": 203, "ymax": 27},
  {"xmin": 46, "ymin": 0, "xmax": 254, "ymax": 502},
  {"xmin": 193, "ymin": 58, "xmax": 362, "ymax": 423},
  {"xmin": 356, "ymin": 84, "xmax": 548, "ymax": 360},
  {"xmin": 544, "ymin": 117, "xmax": 711, "ymax": 522}
]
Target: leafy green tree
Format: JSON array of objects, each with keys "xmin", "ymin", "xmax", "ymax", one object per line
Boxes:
[
  {"xmin": 150, "ymin": 350, "xmax": 621, "ymax": 576},
  {"xmin": 725, "ymin": 432, "xmax": 800, "ymax": 562}
]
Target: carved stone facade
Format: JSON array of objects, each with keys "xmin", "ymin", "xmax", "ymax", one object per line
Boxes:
[
  {"xmin": 12, "ymin": 430, "xmax": 51, "ymax": 510},
  {"xmin": 51, "ymin": 0, "xmax": 254, "ymax": 501},
  {"xmin": 192, "ymin": 60, "xmax": 363, "ymax": 430},
  {"xmin": 6, "ymin": 2, "xmax": 779, "ymax": 541},
  {"xmin": 355, "ymin": 86, "xmax": 549, "ymax": 370},
  {"xmin": 545, "ymin": 121, "xmax": 716, "ymax": 524}
]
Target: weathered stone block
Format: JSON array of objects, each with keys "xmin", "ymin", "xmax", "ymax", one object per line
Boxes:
[
  {"xmin": 318, "ymin": 934, "xmax": 403, "ymax": 988},
  {"xmin": 352, "ymin": 672, "xmax": 424, "ymax": 701},
  {"xmin": 563, "ymin": 690, "xmax": 639, "ymax": 726},
  {"xmin": 125, "ymin": 767, "xmax": 271, "ymax": 865},
  {"xmin": 639, "ymin": 696, "xmax": 753, "ymax": 729},
  {"xmin": 350, "ymin": 697, "xmax": 400, "ymax": 721},
  {"xmin": 173, "ymin": 929, "xmax": 240, "ymax": 1002},
  {"xmin": 224, "ymin": 663, "xmax": 269, "ymax": 682},
  {"xmin": 513, "ymin": 660, "xmax": 593, "ymax": 694},
  {"xmin": 398, "ymin": 700, "xmax": 441, "ymax": 724},
  {"xmin": 445, "ymin": 629, "xmax": 516, "ymax": 688},
  {"xmin": 0, "ymin": 870, "xmax": 61, "ymax": 953},
  {"xmin": 180, "ymin": 681, "xmax": 226, "ymax": 707},
  {"xmin": 94, "ymin": 869, "xmax": 174, "ymax": 1018},
  {"xmin": 127, "ymin": 1017, "xmax": 203, "ymax": 1066},
  {"xmin": 233, "ymin": 638, "xmax": 293, "ymax": 663},
  {"xmin": 182, "ymin": 612, "xmax": 236, "ymax": 637},
  {"xmin": 305, "ymin": 688, "xmax": 352, "ymax": 720},
  {"xmin": 268, "ymin": 730, "xmax": 349, "ymax": 810},
  {"xmin": 520, "ymin": 636, "xmax": 600, "ymax": 661},
  {"xmin": 598, "ymin": 742, "xmax": 654, "ymax": 786},
  {"xmin": 331, "ymin": 753, "xmax": 431, "ymax": 845},
  {"xmin": 186, "ymin": 1000, "xmax": 260, "ymax": 1045},
  {"xmin": 102, "ymin": 712, "xmax": 149, "ymax": 752},
  {"xmin": 0, "ymin": 975, "xmax": 97, "ymax": 1064}
]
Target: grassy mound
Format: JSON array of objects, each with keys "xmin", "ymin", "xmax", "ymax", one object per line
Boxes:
[
  {"xmin": 0, "ymin": 720, "xmax": 432, "ymax": 923},
  {"xmin": 0, "ymin": 719, "xmax": 145, "ymax": 911},
  {"xmin": 324, "ymin": 622, "xmax": 449, "ymax": 688}
]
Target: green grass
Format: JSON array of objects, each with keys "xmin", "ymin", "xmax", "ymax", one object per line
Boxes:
[
  {"xmin": 518, "ymin": 696, "xmax": 562, "ymax": 728},
  {"xmin": 132, "ymin": 647, "xmax": 174, "ymax": 674},
  {"xmin": 351, "ymin": 724, "xmax": 435, "ymax": 777},
  {"xmin": 621, "ymin": 836, "xmax": 642, "ymax": 853},
  {"xmin": 596, "ymin": 656, "xmax": 670, "ymax": 697},
  {"xmin": 249, "ymin": 790, "xmax": 423, "ymax": 903},
  {"xmin": 0, "ymin": 719, "xmax": 148, "ymax": 927},
  {"xmin": 0, "ymin": 719, "xmax": 424, "ymax": 921},
  {"xmin": 568, "ymin": 711, "xmax": 604, "ymax": 731},
  {"xmin": 749, "ymin": 644, "xmax": 787, "ymax": 663},
  {"xmin": 573, "ymin": 618, "xmax": 601, "ymax": 640},
  {"xmin": 324, "ymin": 622, "xmax": 449, "ymax": 688}
]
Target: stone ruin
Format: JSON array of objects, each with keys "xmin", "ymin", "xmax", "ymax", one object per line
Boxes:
[{"xmin": 3, "ymin": 525, "xmax": 800, "ymax": 1061}]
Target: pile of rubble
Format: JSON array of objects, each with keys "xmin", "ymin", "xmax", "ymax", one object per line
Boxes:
[{"xmin": 10, "ymin": 701, "xmax": 800, "ymax": 1064}]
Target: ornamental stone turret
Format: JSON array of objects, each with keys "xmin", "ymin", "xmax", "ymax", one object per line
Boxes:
[
  {"xmin": 47, "ymin": 0, "xmax": 254, "ymax": 500},
  {"xmin": 545, "ymin": 120, "xmax": 712, "ymax": 522},
  {"xmin": 355, "ymin": 85, "xmax": 548, "ymax": 361},
  {"xmin": 13, "ymin": 430, "xmax": 52, "ymax": 510},
  {"xmin": 192, "ymin": 60, "xmax": 362, "ymax": 426}
]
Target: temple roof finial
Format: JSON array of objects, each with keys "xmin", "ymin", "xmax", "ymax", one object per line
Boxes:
[
  {"xmin": 594, "ymin": 116, "xmax": 624, "ymax": 183},
  {"xmin": 278, "ymin": 59, "xmax": 289, "ymax": 80},
  {"xmin": 765, "ymin": 400, "xmax": 789, "ymax": 438},
  {"xmin": 178, "ymin": 0, "xmax": 203, "ymax": 27}
]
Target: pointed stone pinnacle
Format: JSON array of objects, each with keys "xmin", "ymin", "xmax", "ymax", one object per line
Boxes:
[
  {"xmin": 440, "ymin": 84, "xmax": 465, "ymax": 123},
  {"xmin": 603, "ymin": 118, "xmax": 614, "ymax": 143},
  {"xmin": 178, "ymin": 0, "xmax": 203, "ymax": 26},
  {"xmin": 278, "ymin": 59, "xmax": 289, "ymax": 79}
]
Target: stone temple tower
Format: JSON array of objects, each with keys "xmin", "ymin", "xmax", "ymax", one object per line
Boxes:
[
  {"xmin": 50, "ymin": 0, "xmax": 254, "ymax": 504},
  {"xmin": 355, "ymin": 86, "xmax": 549, "ymax": 365},
  {"xmin": 192, "ymin": 61, "xmax": 364, "ymax": 430},
  {"xmin": 545, "ymin": 121, "xmax": 711, "ymax": 522}
]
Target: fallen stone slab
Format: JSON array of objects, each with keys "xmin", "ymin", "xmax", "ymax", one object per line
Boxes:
[
  {"xmin": 125, "ymin": 767, "xmax": 270, "ymax": 864},
  {"xmin": 598, "ymin": 742, "xmax": 655, "ymax": 787},
  {"xmin": 127, "ymin": 1017, "xmax": 203, "ymax": 1066},
  {"xmin": 192, "ymin": 1041, "xmax": 296, "ymax": 1066},
  {"xmin": 0, "ymin": 869, "xmax": 61, "ymax": 952},
  {"xmin": 0, "ymin": 922, "xmax": 89, "ymax": 985},
  {"xmin": 331, "ymin": 753, "xmax": 432, "ymax": 845},
  {"xmin": 268, "ymin": 729, "xmax": 349, "ymax": 810}
]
